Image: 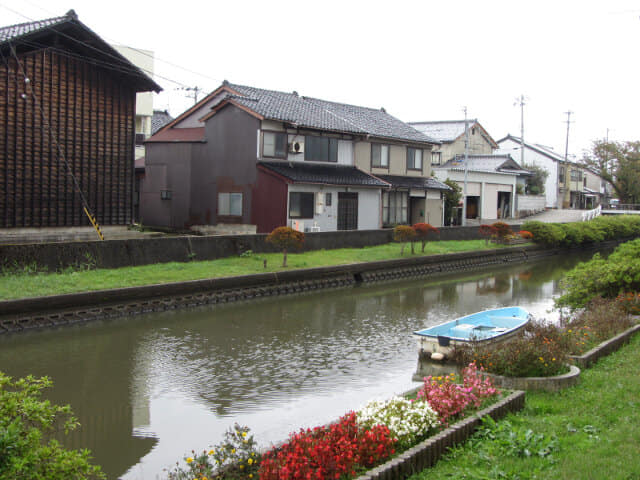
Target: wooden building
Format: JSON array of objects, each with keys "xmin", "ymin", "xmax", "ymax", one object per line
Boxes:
[{"xmin": 0, "ymin": 10, "xmax": 161, "ymax": 228}]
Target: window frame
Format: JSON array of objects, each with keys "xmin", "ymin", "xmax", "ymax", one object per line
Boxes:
[
  {"xmin": 262, "ymin": 130, "xmax": 288, "ymax": 159},
  {"xmin": 371, "ymin": 143, "xmax": 390, "ymax": 168},
  {"xmin": 218, "ymin": 192, "xmax": 243, "ymax": 216},
  {"xmin": 304, "ymin": 135, "xmax": 338, "ymax": 163},
  {"xmin": 431, "ymin": 151, "xmax": 442, "ymax": 166},
  {"xmin": 289, "ymin": 192, "xmax": 315, "ymax": 219},
  {"xmin": 407, "ymin": 147, "xmax": 423, "ymax": 171},
  {"xmin": 382, "ymin": 190, "xmax": 408, "ymax": 225}
]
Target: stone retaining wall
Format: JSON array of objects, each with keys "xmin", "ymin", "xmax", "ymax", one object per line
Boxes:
[
  {"xmin": 481, "ymin": 365, "xmax": 581, "ymax": 392},
  {"xmin": 355, "ymin": 391, "xmax": 525, "ymax": 480}
]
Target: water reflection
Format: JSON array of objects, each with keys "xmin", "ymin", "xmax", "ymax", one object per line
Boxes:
[{"xmin": 0, "ymin": 250, "xmax": 598, "ymax": 479}]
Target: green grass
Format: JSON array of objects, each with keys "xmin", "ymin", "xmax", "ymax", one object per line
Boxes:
[
  {"xmin": 409, "ymin": 333, "xmax": 640, "ymax": 480},
  {"xmin": 0, "ymin": 240, "xmax": 507, "ymax": 300}
]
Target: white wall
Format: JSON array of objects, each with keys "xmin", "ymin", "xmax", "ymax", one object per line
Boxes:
[
  {"xmin": 113, "ymin": 45, "xmax": 154, "ymax": 117},
  {"xmin": 286, "ymin": 185, "xmax": 381, "ymax": 231},
  {"xmin": 497, "ymin": 139, "xmax": 558, "ymax": 208}
]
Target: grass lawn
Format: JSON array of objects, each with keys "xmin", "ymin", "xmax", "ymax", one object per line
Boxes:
[
  {"xmin": 0, "ymin": 239, "xmax": 507, "ymax": 300},
  {"xmin": 409, "ymin": 333, "xmax": 640, "ymax": 480}
]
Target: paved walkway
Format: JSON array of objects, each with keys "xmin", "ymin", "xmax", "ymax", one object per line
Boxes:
[{"xmin": 466, "ymin": 209, "xmax": 587, "ymax": 226}]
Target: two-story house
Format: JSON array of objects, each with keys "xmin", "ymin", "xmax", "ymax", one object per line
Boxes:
[
  {"xmin": 143, "ymin": 81, "xmax": 449, "ymax": 233},
  {"xmin": 409, "ymin": 119, "xmax": 498, "ymax": 166},
  {"xmin": 497, "ymin": 134, "xmax": 602, "ymax": 209}
]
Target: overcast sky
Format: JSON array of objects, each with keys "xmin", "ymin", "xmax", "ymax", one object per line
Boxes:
[{"xmin": 2, "ymin": 0, "xmax": 639, "ymax": 158}]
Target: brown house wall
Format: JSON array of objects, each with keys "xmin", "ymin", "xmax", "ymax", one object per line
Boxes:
[
  {"xmin": 252, "ymin": 168, "xmax": 288, "ymax": 233},
  {"xmin": 0, "ymin": 48, "xmax": 136, "ymax": 227}
]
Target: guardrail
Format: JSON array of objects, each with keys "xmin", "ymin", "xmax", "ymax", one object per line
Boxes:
[{"xmin": 581, "ymin": 204, "xmax": 601, "ymax": 221}]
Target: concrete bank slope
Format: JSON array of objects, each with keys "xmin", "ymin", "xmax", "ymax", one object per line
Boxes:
[{"xmin": 0, "ymin": 243, "xmax": 594, "ymax": 335}]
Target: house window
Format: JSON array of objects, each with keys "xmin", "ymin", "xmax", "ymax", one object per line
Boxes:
[
  {"xmin": 583, "ymin": 175, "xmax": 587, "ymax": 187},
  {"xmin": 570, "ymin": 170, "xmax": 582, "ymax": 182},
  {"xmin": 160, "ymin": 190, "xmax": 172, "ymax": 200},
  {"xmin": 431, "ymin": 152, "xmax": 442, "ymax": 165},
  {"xmin": 407, "ymin": 148, "xmax": 422, "ymax": 171},
  {"xmin": 325, "ymin": 192, "xmax": 332, "ymax": 206},
  {"xmin": 559, "ymin": 166, "xmax": 565, "ymax": 183},
  {"xmin": 218, "ymin": 192, "xmax": 243, "ymax": 216},
  {"xmin": 371, "ymin": 144, "xmax": 389, "ymax": 168},
  {"xmin": 382, "ymin": 191, "xmax": 408, "ymax": 225},
  {"xmin": 305, "ymin": 136, "xmax": 338, "ymax": 162},
  {"xmin": 289, "ymin": 192, "xmax": 314, "ymax": 218},
  {"xmin": 263, "ymin": 131, "xmax": 287, "ymax": 158}
]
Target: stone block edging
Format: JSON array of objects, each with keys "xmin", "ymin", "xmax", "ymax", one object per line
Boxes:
[
  {"xmin": 568, "ymin": 323, "xmax": 640, "ymax": 368},
  {"xmin": 355, "ymin": 390, "xmax": 525, "ymax": 480},
  {"xmin": 480, "ymin": 365, "xmax": 580, "ymax": 392}
]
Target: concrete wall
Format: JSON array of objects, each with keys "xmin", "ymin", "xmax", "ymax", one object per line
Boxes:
[{"xmin": 517, "ymin": 194, "xmax": 546, "ymax": 218}]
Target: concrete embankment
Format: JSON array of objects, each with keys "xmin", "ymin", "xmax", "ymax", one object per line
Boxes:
[{"xmin": 0, "ymin": 242, "xmax": 567, "ymax": 335}]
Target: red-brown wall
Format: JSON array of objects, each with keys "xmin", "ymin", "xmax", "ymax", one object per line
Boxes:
[
  {"xmin": 252, "ymin": 168, "xmax": 288, "ymax": 233},
  {"xmin": 0, "ymin": 48, "xmax": 137, "ymax": 227}
]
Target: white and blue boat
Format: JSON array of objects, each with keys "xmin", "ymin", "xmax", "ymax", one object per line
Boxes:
[{"xmin": 413, "ymin": 307, "xmax": 531, "ymax": 357}]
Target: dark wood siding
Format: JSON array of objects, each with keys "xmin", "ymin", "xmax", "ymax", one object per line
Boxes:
[
  {"xmin": 0, "ymin": 48, "xmax": 136, "ymax": 227},
  {"xmin": 252, "ymin": 168, "xmax": 288, "ymax": 233}
]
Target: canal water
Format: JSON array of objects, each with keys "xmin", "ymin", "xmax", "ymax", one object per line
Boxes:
[{"xmin": 0, "ymin": 251, "xmax": 595, "ymax": 479}]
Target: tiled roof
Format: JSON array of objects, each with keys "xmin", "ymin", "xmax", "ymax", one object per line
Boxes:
[
  {"xmin": 0, "ymin": 10, "xmax": 161, "ymax": 92},
  {"xmin": 219, "ymin": 83, "xmax": 437, "ymax": 144},
  {"xmin": 376, "ymin": 174, "xmax": 450, "ymax": 190},
  {"xmin": 0, "ymin": 12, "xmax": 70, "ymax": 44},
  {"xmin": 496, "ymin": 134, "xmax": 566, "ymax": 162},
  {"xmin": 145, "ymin": 127, "xmax": 205, "ymax": 143},
  {"xmin": 258, "ymin": 161, "xmax": 390, "ymax": 188},
  {"xmin": 437, "ymin": 154, "xmax": 530, "ymax": 176},
  {"xmin": 409, "ymin": 120, "xmax": 476, "ymax": 143},
  {"xmin": 151, "ymin": 110, "xmax": 174, "ymax": 134}
]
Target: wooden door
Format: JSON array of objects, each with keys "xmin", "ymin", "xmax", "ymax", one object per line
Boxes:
[{"xmin": 338, "ymin": 193, "xmax": 358, "ymax": 230}]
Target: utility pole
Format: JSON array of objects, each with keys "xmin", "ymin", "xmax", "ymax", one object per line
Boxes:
[
  {"xmin": 515, "ymin": 95, "xmax": 526, "ymax": 164},
  {"xmin": 177, "ymin": 86, "xmax": 203, "ymax": 105},
  {"xmin": 562, "ymin": 111, "xmax": 574, "ymax": 208},
  {"xmin": 462, "ymin": 107, "xmax": 469, "ymax": 227}
]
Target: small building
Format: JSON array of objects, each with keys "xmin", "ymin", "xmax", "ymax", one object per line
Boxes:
[
  {"xmin": 434, "ymin": 154, "xmax": 531, "ymax": 222},
  {"xmin": 143, "ymin": 81, "xmax": 449, "ymax": 233},
  {"xmin": 0, "ymin": 10, "xmax": 161, "ymax": 228}
]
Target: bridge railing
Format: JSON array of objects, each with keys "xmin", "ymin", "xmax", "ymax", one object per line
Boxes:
[
  {"xmin": 603, "ymin": 203, "xmax": 640, "ymax": 211},
  {"xmin": 582, "ymin": 205, "xmax": 601, "ymax": 221}
]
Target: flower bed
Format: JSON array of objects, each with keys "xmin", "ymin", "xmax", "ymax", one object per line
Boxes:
[{"xmin": 166, "ymin": 364, "xmax": 507, "ymax": 480}]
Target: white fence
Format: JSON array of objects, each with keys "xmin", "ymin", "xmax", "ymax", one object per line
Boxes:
[{"xmin": 581, "ymin": 205, "xmax": 601, "ymax": 221}]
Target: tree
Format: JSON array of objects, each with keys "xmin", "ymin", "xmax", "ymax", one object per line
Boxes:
[
  {"xmin": 412, "ymin": 223, "xmax": 439, "ymax": 252},
  {"xmin": 522, "ymin": 164, "xmax": 548, "ymax": 195},
  {"xmin": 266, "ymin": 226, "xmax": 305, "ymax": 267},
  {"xmin": 393, "ymin": 225, "xmax": 416, "ymax": 255},
  {"xmin": 582, "ymin": 140, "xmax": 640, "ymax": 203},
  {"xmin": 442, "ymin": 179, "xmax": 462, "ymax": 226},
  {"xmin": 0, "ymin": 372, "xmax": 105, "ymax": 480}
]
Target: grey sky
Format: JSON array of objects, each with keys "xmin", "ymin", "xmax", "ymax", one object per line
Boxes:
[{"xmin": 2, "ymin": 0, "xmax": 638, "ymax": 158}]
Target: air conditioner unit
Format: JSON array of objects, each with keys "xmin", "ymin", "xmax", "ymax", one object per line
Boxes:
[{"xmin": 289, "ymin": 141, "xmax": 304, "ymax": 154}]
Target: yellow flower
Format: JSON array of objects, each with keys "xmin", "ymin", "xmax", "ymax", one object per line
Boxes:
[
  {"xmin": 208, "ymin": 450, "xmax": 215, "ymax": 455},
  {"xmin": 248, "ymin": 458, "xmax": 254, "ymax": 465},
  {"xmin": 242, "ymin": 432, "xmax": 247, "ymax": 438},
  {"xmin": 552, "ymin": 357, "xmax": 556, "ymax": 361},
  {"xmin": 231, "ymin": 448, "xmax": 236, "ymax": 454},
  {"xmin": 243, "ymin": 439, "xmax": 248, "ymax": 444},
  {"xmin": 249, "ymin": 475, "xmax": 253, "ymax": 479},
  {"xmin": 186, "ymin": 457, "xmax": 193, "ymax": 464},
  {"xmin": 240, "ymin": 465, "xmax": 245, "ymax": 470}
]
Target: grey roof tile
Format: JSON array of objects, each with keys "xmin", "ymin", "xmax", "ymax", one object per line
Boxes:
[
  {"xmin": 151, "ymin": 110, "xmax": 174, "ymax": 134},
  {"xmin": 0, "ymin": 13, "xmax": 70, "ymax": 44},
  {"xmin": 437, "ymin": 154, "xmax": 531, "ymax": 175},
  {"xmin": 225, "ymin": 83, "xmax": 437, "ymax": 145},
  {"xmin": 409, "ymin": 120, "xmax": 476, "ymax": 143},
  {"xmin": 376, "ymin": 174, "xmax": 450, "ymax": 190},
  {"xmin": 258, "ymin": 161, "xmax": 390, "ymax": 188}
]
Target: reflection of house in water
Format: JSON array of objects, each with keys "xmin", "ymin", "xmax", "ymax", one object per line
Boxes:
[{"xmin": 475, "ymin": 274, "xmax": 512, "ymax": 295}]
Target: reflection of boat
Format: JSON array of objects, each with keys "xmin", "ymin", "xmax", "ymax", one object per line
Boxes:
[{"xmin": 413, "ymin": 307, "xmax": 531, "ymax": 357}]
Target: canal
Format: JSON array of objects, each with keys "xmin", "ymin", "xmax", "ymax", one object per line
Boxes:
[{"xmin": 0, "ymin": 250, "xmax": 595, "ymax": 479}]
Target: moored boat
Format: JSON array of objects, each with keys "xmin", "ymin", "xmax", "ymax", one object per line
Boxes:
[{"xmin": 413, "ymin": 306, "xmax": 531, "ymax": 358}]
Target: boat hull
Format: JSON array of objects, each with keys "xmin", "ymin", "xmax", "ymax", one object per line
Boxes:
[{"xmin": 414, "ymin": 307, "xmax": 531, "ymax": 358}]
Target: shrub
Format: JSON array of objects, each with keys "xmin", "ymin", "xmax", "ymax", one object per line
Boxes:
[
  {"xmin": 393, "ymin": 225, "xmax": 417, "ymax": 255},
  {"xmin": 259, "ymin": 412, "xmax": 396, "ymax": 480},
  {"xmin": 412, "ymin": 223, "xmax": 440, "ymax": 252},
  {"xmin": 0, "ymin": 372, "xmax": 105, "ymax": 480},
  {"xmin": 518, "ymin": 230, "xmax": 533, "ymax": 240},
  {"xmin": 357, "ymin": 396, "xmax": 438, "ymax": 449},
  {"xmin": 452, "ymin": 320, "xmax": 569, "ymax": 378},
  {"xmin": 521, "ymin": 220, "xmax": 566, "ymax": 247},
  {"xmin": 559, "ymin": 223, "xmax": 585, "ymax": 247},
  {"xmin": 490, "ymin": 222, "xmax": 512, "ymax": 242},
  {"xmin": 415, "ymin": 363, "xmax": 498, "ymax": 425},
  {"xmin": 556, "ymin": 239, "xmax": 640, "ymax": 309},
  {"xmin": 166, "ymin": 424, "xmax": 260, "ymax": 480},
  {"xmin": 616, "ymin": 291, "xmax": 640, "ymax": 315},
  {"xmin": 266, "ymin": 226, "xmax": 305, "ymax": 267},
  {"xmin": 479, "ymin": 224, "xmax": 497, "ymax": 245}
]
